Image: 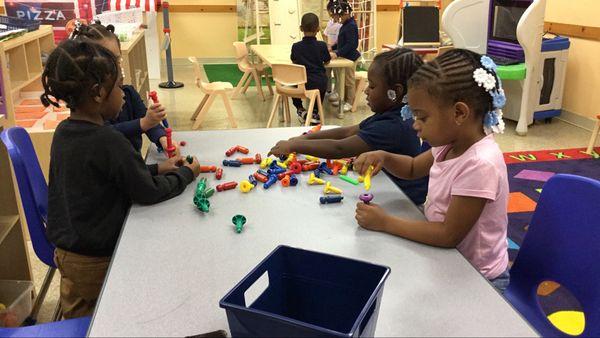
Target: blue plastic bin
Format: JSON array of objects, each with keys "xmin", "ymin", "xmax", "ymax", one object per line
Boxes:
[{"xmin": 219, "ymin": 245, "xmax": 391, "ymax": 337}]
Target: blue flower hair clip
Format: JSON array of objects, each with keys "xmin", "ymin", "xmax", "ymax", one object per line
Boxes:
[
  {"xmin": 480, "ymin": 56, "xmax": 498, "ymax": 72},
  {"xmin": 484, "ymin": 109, "xmax": 505, "ymax": 135},
  {"xmin": 400, "ymin": 95, "xmax": 414, "ymax": 121},
  {"xmin": 491, "ymin": 88, "xmax": 506, "ymax": 109}
]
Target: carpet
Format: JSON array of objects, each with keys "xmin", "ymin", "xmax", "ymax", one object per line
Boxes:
[
  {"xmin": 203, "ymin": 64, "xmax": 269, "ymax": 87},
  {"xmin": 504, "ymin": 146, "xmax": 600, "ymax": 335}
]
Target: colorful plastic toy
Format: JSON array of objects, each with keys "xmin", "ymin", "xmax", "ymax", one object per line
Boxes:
[
  {"xmin": 223, "ymin": 159, "xmax": 242, "ymax": 167},
  {"xmin": 297, "ymin": 159, "xmax": 308, "ymax": 165},
  {"xmin": 264, "ymin": 175, "xmax": 278, "ymax": 189},
  {"xmin": 260, "ymin": 158, "xmax": 269, "ymax": 169},
  {"xmin": 217, "ymin": 181, "xmax": 238, "ymax": 192},
  {"xmin": 186, "ymin": 155, "xmax": 193, "ymax": 164},
  {"xmin": 164, "ymin": 128, "xmax": 176, "ymax": 158},
  {"xmin": 359, "ymin": 193, "xmax": 374, "ymax": 204},
  {"xmin": 308, "ymin": 173, "xmax": 326, "ymax": 185},
  {"xmin": 364, "ymin": 165, "xmax": 374, "ymax": 191},
  {"xmin": 358, "ymin": 176, "xmax": 365, "ymax": 183},
  {"xmin": 305, "ymin": 155, "xmax": 320, "ymax": 162},
  {"xmin": 193, "ymin": 178, "xmax": 213, "ymax": 212},
  {"xmin": 302, "ymin": 124, "xmax": 321, "ymax": 135},
  {"xmin": 257, "ymin": 169, "xmax": 270, "ymax": 177},
  {"xmin": 239, "ymin": 180, "xmax": 255, "ymax": 193},
  {"xmin": 225, "ymin": 146, "xmax": 238, "ymax": 157},
  {"xmin": 179, "ymin": 141, "xmax": 186, "ymax": 147},
  {"xmin": 203, "ymin": 188, "xmax": 215, "ymax": 198},
  {"xmin": 215, "ymin": 167, "xmax": 223, "ymax": 180},
  {"xmin": 268, "ymin": 167, "xmax": 286, "ymax": 175},
  {"xmin": 195, "ymin": 177, "xmax": 207, "ymax": 195},
  {"xmin": 237, "ymin": 157, "xmax": 255, "ymax": 165},
  {"xmin": 313, "ymin": 169, "xmax": 322, "ymax": 178},
  {"xmin": 255, "ymin": 153, "xmax": 262, "ymax": 164},
  {"xmin": 237, "ymin": 145, "xmax": 250, "ymax": 154},
  {"xmin": 149, "ymin": 90, "xmax": 169, "ymax": 128},
  {"xmin": 318, "ymin": 162, "xmax": 333, "ymax": 175},
  {"xmin": 332, "ymin": 163, "xmax": 342, "ymax": 175},
  {"xmin": 248, "ymin": 175, "xmax": 258, "ymax": 186},
  {"xmin": 320, "ymin": 196, "xmax": 344, "ymax": 204},
  {"xmin": 232, "ymin": 215, "xmax": 246, "ymax": 233},
  {"xmin": 253, "ymin": 172, "xmax": 269, "ymax": 183},
  {"xmin": 277, "ymin": 170, "xmax": 294, "ymax": 180},
  {"xmin": 195, "ymin": 198, "xmax": 210, "ymax": 212},
  {"xmin": 339, "ymin": 175, "xmax": 359, "ymax": 185},
  {"xmin": 284, "ymin": 153, "xmax": 296, "ymax": 166},
  {"xmin": 281, "ymin": 175, "xmax": 290, "ymax": 187},
  {"xmin": 276, "ymin": 161, "xmax": 287, "ymax": 169},
  {"xmin": 289, "ymin": 161, "xmax": 302, "ymax": 174},
  {"xmin": 200, "ymin": 165, "xmax": 217, "ymax": 173},
  {"xmin": 289, "ymin": 175, "xmax": 299, "ymax": 186},
  {"xmin": 340, "ymin": 163, "xmax": 349, "ymax": 175},
  {"xmin": 326, "ymin": 159, "xmax": 333, "ymax": 169},
  {"xmin": 324, "ymin": 182, "xmax": 343, "ymax": 195},
  {"xmin": 302, "ymin": 162, "xmax": 319, "ymax": 171}
]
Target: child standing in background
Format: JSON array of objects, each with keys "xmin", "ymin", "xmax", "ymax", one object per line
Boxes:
[
  {"xmin": 330, "ymin": 0, "xmax": 360, "ymax": 115},
  {"xmin": 291, "ymin": 13, "xmax": 331, "ymax": 125},
  {"xmin": 269, "ymin": 48, "xmax": 428, "ymax": 205},
  {"xmin": 323, "ymin": 1, "xmax": 342, "ymax": 101},
  {"xmin": 71, "ymin": 22, "xmax": 179, "ymax": 154},
  {"xmin": 353, "ymin": 49, "xmax": 510, "ymax": 292},
  {"xmin": 42, "ymin": 39, "xmax": 200, "ymax": 318}
]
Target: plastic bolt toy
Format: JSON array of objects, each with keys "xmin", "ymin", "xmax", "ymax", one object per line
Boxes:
[
  {"xmin": 216, "ymin": 181, "xmax": 238, "ymax": 192},
  {"xmin": 323, "ymin": 182, "xmax": 343, "ymax": 195},
  {"xmin": 364, "ymin": 165, "xmax": 374, "ymax": 190},
  {"xmin": 239, "ymin": 180, "xmax": 254, "ymax": 193},
  {"xmin": 308, "ymin": 173, "xmax": 325, "ymax": 185},
  {"xmin": 320, "ymin": 196, "xmax": 344, "ymax": 204},
  {"xmin": 339, "ymin": 175, "xmax": 359, "ymax": 185},
  {"xmin": 232, "ymin": 215, "xmax": 246, "ymax": 233}
]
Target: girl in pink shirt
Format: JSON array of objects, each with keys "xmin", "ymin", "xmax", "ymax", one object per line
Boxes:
[{"xmin": 353, "ymin": 49, "xmax": 510, "ymax": 291}]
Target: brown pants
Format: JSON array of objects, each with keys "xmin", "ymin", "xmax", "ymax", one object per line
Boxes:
[
  {"xmin": 343, "ymin": 62, "xmax": 357, "ymax": 104},
  {"xmin": 54, "ymin": 248, "xmax": 111, "ymax": 319}
]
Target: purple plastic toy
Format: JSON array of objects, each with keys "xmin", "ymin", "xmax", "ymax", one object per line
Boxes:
[{"xmin": 359, "ymin": 193, "xmax": 374, "ymax": 204}]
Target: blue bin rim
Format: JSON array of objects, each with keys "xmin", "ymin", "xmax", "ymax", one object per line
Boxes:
[{"xmin": 219, "ymin": 245, "xmax": 391, "ymax": 337}]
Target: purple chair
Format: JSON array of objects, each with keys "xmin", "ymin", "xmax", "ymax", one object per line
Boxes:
[
  {"xmin": 0, "ymin": 127, "xmax": 61, "ymax": 322},
  {"xmin": 0, "ymin": 316, "xmax": 90, "ymax": 338},
  {"xmin": 504, "ymin": 174, "xmax": 600, "ymax": 337}
]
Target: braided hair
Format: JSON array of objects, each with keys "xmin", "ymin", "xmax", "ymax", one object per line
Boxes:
[
  {"xmin": 408, "ymin": 49, "xmax": 499, "ymax": 117},
  {"xmin": 40, "ymin": 39, "xmax": 119, "ymax": 110},
  {"xmin": 70, "ymin": 20, "xmax": 119, "ymax": 45},
  {"xmin": 331, "ymin": 0, "xmax": 352, "ymax": 15},
  {"xmin": 372, "ymin": 48, "xmax": 423, "ymax": 97}
]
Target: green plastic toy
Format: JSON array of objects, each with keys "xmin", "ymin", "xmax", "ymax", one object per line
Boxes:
[
  {"xmin": 193, "ymin": 178, "xmax": 213, "ymax": 212},
  {"xmin": 232, "ymin": 215, "xmax": 247, "ymax": 233},
  {"xmin": 339, "ymin": 175, "xmax": 359, "ymax": 185},
  {"xmin": 186, "ymin": 155, "xmax": 193, "ymax": 164}
]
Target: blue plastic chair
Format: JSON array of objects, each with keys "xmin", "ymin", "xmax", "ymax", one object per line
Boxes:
[
  {"xmin": 505, "ymin": 174, "xmax": 600, "ymax": 337},
  {"xmin": 0, "ymin": 316, "xmax": 90, "ymax": 338},
  {"xmin": 0, "ymin": 127, "xmax": 60, "ymax": 322}
]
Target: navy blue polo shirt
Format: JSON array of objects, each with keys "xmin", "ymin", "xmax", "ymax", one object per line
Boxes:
[
  {"xmin": 333, "ymin": 17, "xmax": 360, "ymax": 61},
  {"xmin": 358, "ymin": 105, "xmax": 429, "ymax": 205},
  {"xmin": 291, "ymin": 36, "xmax": 331, "ymax": 85},
  {"xmin": 106, "ymin": 85, "xmax": 166, "ymax": 152}
]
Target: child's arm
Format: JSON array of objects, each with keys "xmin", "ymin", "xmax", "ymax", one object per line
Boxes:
[
  {"xmin": 295, "ymin": 125, "xmax": 359, "ymax": 141},
  {"xmin": 269, "ymin": 134, "xmax": 371, "ymax": 159},
  {"xmin": 354, "ymin": 149, "xmax": 433, "ymax": 180},
  {"xmin": 333, "ymin": 26, "xmax": 358, "ymax": 58},
  {"xmin": 355, "ymin": 195, "xmax": 487, "ymax": 248}
]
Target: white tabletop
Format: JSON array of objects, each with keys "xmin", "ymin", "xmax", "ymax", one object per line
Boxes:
[
  {"xmin": 88, "ymin": 127, "xmax": 537, "ymax": 337},
  {"xmin": 251, "ymin": 44, "xmax": 355, "ymax": 68}
]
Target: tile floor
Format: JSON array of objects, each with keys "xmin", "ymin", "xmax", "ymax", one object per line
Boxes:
[{"xmin": 28, "ymin": 62, "xmax": 595, "ymax": 324}]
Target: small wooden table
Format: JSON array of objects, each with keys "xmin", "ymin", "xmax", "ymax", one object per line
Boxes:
[{"xmin": 251, "ymin": 44, "xmax": 355, "ymax": 118}]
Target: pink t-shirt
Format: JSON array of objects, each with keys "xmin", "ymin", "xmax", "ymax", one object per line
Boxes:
[{"xmin": 424, "ymin": 134, "xmax": 509, "ymax": 279}]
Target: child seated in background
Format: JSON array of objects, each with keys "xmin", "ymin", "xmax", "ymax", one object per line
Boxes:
[
  {"xmin": 270, "ymin": 48, "xmax": 428, "ymax": 205},
  {"xmin": 42, "ymin": 39, "xmax": 200, "ymax": 318},
  {"xmin": 291, "ymin": 13, "xmax": 331, "ymax": 125},
  {"xmin": 71, "ymin": 22, "xmax": 179, "ymax": 154},
  {"xmin": 329, "ymin": 0, "xmax": 361, "ymax": 114},
  {"xmin": 353, "ymin": 49, "xmax": 510, "ymax": 292},
  {"xmin": 323, "ymin": 1, "xmax": 342, "ymax": 100}
]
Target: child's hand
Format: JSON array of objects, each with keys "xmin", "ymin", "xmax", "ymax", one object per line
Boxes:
[
  {"xmin": 355, "ymin": 202, "xmax": 389, "ymax": 232},
  {"xmin": 330, "ymin": 52, "xmax": 338, "ymax": 59},
  {"xmin": 159, "ymin": 136, "xmax": 180, "ymax": 157},
  {"xmin": 157, "ymin": 156, "xmax": 184, "ymax": 174},
  {"xmin": 268, "ymin": 140, "xmax": 293, "ymax": 157},
  {"xmin": 184, "ymin": 155, "xmax": 201, "ymax": 177},
  {"xmin": 140, "ymin": 103, "xmax": 167, "ymax": 131},
  {"xmin": 354, "ymin": 150, "xmax": 386, "ymax": 176}
]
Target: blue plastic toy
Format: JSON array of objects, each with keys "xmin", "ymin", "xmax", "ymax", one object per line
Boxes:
[
  {"xmin": 248, "ymin": 175, "xmax": 258, "ymax": 187},
  {"xmin": 504, "ymin": 174, "xmax": 600, "ymax": 337},
  {"xmin": 267, "ymin": 167, "xmax": 286, "ymax": 175},
  {"xmin": 223, "ymin": 159, "xmax": 242, "ymax": 167},
  {"xmin": 257, "ymin": 169, "xmax": 270, "ymax": 177},
  {"xmin": 313, "ymin": 169, "xmax": 322, "ymax": 178},
  {"xmin": 289, "ymin": 175, "xmax": 299, "ymax": 186},
  {"xmin": 319, "ymin": 196, "xmax": 344, "ymax": 204},
  {"xmin": 318, "ymin": 162, "xmax": 333, "ymax": 175},
  {"xmin": 264, "ymin": 174, "xmax": 278, "ymax": 189}
]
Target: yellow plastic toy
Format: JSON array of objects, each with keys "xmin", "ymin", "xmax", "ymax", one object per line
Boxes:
[
  {"xmin": 358, "ymin": 176, "xmax": 364, "ymax": 183},
  {"xmin": 276, "ymin": 161, "xmax": 287, "ymax": 169},
  {"xmin": 284, "ymin": 153, "xmax": 296, "ymax": 166},
  {"xmin": 323, "ymin": 182, "xmax": 343, "ymax": 195},
  {"xmin": 260, "ymin": 158, "xmax": 268, "ymax": 169},
  {"xmin": 305, "ymin": 155, "xmax": 320, "ymax": 162},
  {"xmin": 239, "ymin": 180, "xmax": 255, "ymax": 193},
  {"xmin": 308, "ymin": 173, "xmax": 326, "ymax": 185},
  {"xmin": 364, "ymin": 165, "xmax": 373, "ymax": 190},
  {"xmin": 340, "ymin": 163, "xmax": 349, "ymax": 175}
]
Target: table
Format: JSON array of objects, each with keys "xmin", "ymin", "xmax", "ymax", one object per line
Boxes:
[
  {"xmin": 251, "ymin": 44, "xmax": 355, "ymax": 119},
  {"xmin": 88, "ymin": 128, "xmax": 537, "ymax": 337}
]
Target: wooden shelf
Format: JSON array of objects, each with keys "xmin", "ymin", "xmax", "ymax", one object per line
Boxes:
[
  {"xmin": 11, "ymin": 73, "xmax": 42, "ymax": 94},
  {"xmin": 0, "ymin": 215, "xmax": 19, "ymax": 244}
]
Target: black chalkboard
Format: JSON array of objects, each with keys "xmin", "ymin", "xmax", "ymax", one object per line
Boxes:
[{"xmin": 402, "ymin": 6, "xmax": 440, "ymax": 43}]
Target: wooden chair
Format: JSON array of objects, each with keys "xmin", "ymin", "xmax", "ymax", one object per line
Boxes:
[
  {"xmin": 267, "ymin": 64, "xmax": 324, "ymax": 128},
  {"xmin": 352, "ymin": 71, "xmax": 368, "ymax": 112},
  {"xmin": 585, "ymin": 114, "xmax": 600, "ymax": 155},
  {"xmin": 232, "ymin": 42, "xmax": 273, "ymax": 101},
  {"xmin": 188, "ymin": 57, "xmax": 237, "ymax": 129}
]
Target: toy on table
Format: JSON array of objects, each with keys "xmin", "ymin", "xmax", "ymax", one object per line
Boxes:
[
  {"xmin": 267, "ymin": 166, "xmax": 286, "ymax": 176},
  {"xmin": 339, "ymin": 175, "xmax": 359, "ymax": 185},
  {"xmin": 302, "ymin": 124, "xmax": 322, "ymax": 135},
  {"xmin": 313, "ymin": 169, "xmax": 323, "ymax": 178},
  {"xmin": 340, "ymin": 162, "xmax": 349, "ymax": 175},
  {"xmin": 320, "ymin": 196, "xmax": 344, "ymax": 204},
  {"xmin": 223, "ymin": 159, "xmax": 242, "ymax": 167},
  {"xmin": 179, "ymin": 141, "xmax": 186, "ymax": 147},
  {"xmin": 257, "ymin": 169, "xmax": 270, "ymax": 177},
  {"xmin": 237, "ymin": 157, "xmax": 256, "ymax": 165},
  {"xmin": 318, "ymin": 162, "xmax": 333, "ymax": 175},
  {"xmin": 305, "ymin": 155, "xmax": 320, "ymax": 162},
  {"xmin": 164, "ymin": 128, "xmax": 176, "ymax": 158},
  {"xmin": 302, "ymin": 162, "xmax": 319, "ymax": 171},
  {"xmin": 260, "ymin": 157, "xmax": 273, "ymax": 169},
  {"xmin": 254, "ymin": 153, "xmax": 262, "ymax": 164},
  {"xmin": 186, "ymin": 155, "xmax": 193, "ymax": 164},
  {"xmin": 308, "ymin": 173, "xmax": 325, "ymax": 185},
  {"xmin": 225, "ymin": 145, "xmax": 250, "ymax": 157},
  {"xmin": 239, "ymin": 180, "xmax": 255, "ymax": 193},
  {"xmin": 264, "ymin": 175, "xmax": 278, "ymax": 189},
  {"xmin": 232, "ymin": 215, "xmax": 246, "ymax": 234},
  {"xmin": 289, "ymin": 175, "xmax": 299, "ymax": 186},
  {"xmin": 217, "ymin": 181, "xmax": 238, "ymax": 192},
  {"xmin": 193, "ymin": 178, "xmax": 213, "ymax": 212},
  {"xmin": 277, "ymin": 170, "xmax": 294, "ymax": 180},
  {"xmin": 237, "ymin": 145, "xmax": 250, "ymax": 154},
  {"xmin": 289, "ymin": 162, "xmax": 302, "ymax": 174},
  {"xmin": 200, "ymin": 165, "xmax": 217, "ymax": 173},
  {"xmin": 281, "ymin": 175, "xmax": 291, "ymax": 187},
  {"xmin": 358, "ymin": 176, "xmax": 365, "ymax": 183},
  {"xmin": 359, "ymin": 193, "xmax": 374, "ymax": 204},
  {"xmin": 248, "ymin": 175, "xmax": 258, "ymax": 187},
  {"xmin": 364, "ymin": 165, "xmax": 374, "ymax": 191},
  {"xmin": 324, "ymin": 182, "xmax": 342, "ymax": 195},
  {"xmin": 215, "ymin": 167, "xmax": 223, "ymax": 180},
  {"xmin": 283, "ymin": 153, "xmax": 297, "ymax": 166},
  {"xmin": 253, "ymin": 172, "xmax": 268, "ymax": 183},
  {"xmin": 148, "ymin": 90, "xmax": 169, "ymax": 129}
]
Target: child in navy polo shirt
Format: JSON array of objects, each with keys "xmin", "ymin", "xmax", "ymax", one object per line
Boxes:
[
  {"xmin": 269, "ymin": 48, "xmax": 428, "ymax": 205},
  {"xmin": 329, "ymin": 1, "xmax": 361, "ymax": 115},
  {"xmin": 291, "ymin": 13, "xmax": 331, "ymax": 125}
]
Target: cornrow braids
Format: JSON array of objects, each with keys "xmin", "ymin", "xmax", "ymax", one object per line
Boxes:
[
  {"xmin": 409, "ymin": 48, "xmax": 499, "ymax": 117},
  {"xmin": 40, "ymin": 39, "xmax": 119, "ymax": 110},
  {"xmin": 332, "ymin": 0, "xmax": 352, "ymax": 15},
  {"xmin": 372, "ymin": 48, "xmax": 423, "ymax": 96},
  {"xmin": 70, "ymin": 20, "xmax": 119, "ymax": 45}
]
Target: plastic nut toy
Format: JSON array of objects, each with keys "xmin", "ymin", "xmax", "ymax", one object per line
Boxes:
[
  {"xmin": 308, "ymin": 173, "xmax": 326, "ymax": 185},
  {"xmin": 239, "ymin": 180, "xmax": 255, "ymax": 193},
  {"xmin": 324, "ymin": 182, "xmax": 343, "ymax": 195},
  {"xmin": 232, "ymin": 215, "xmax": 246, "ymax": 233}
]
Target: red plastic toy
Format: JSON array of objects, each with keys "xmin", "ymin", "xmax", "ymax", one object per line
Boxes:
[
  {"xmin": 165, "ymin": 128, "xmax": 176, "ymax": 158},
  {"xmin": 253, "ymin": 172, "xmax": 268, "ymax": 183},
  {"xmin": 254, "ymin": 153, "xmax": 262, "ymax": 164},
  {"xmin": 281, "ymin": 175, "xmax": 291, "ymax": 187},
  {"xmin": 215, "ymin": 167, "xmax": 223, "ymax": 180},
  {"xmin": 225, "ymin": 146, "xmax": 238, "ymax": 157},
  {"xmin": 302, "ymin": 162, "xmax": 320, "ymax": 171},
  {"xmin": 200, "ymin": 165, "xmax": 216, "ymax": 173},
  {"xmin": 289, "ymin": 162, "xmax": 302, "ymax": 174},
  {"xmin": 237, "ymin": 145, "xmax": 249, "ymax": 154},
  {"xmin": 179, "ymin": 141, "xmax": 186, "ymax": 147},
  {"xmin": 149, "ymin": 91, "xmax": 159, "ymax": 103},
  {"xmin": 216, "ymin": 181, "xmax": 238, "ymax": 192},
  {"xmin": 237, "ymin": 157, "xmax": 255, "ymax": 165},
  {"xmin": 277, "ymin": 170, "xmax": 294, "ymax": 180}
]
